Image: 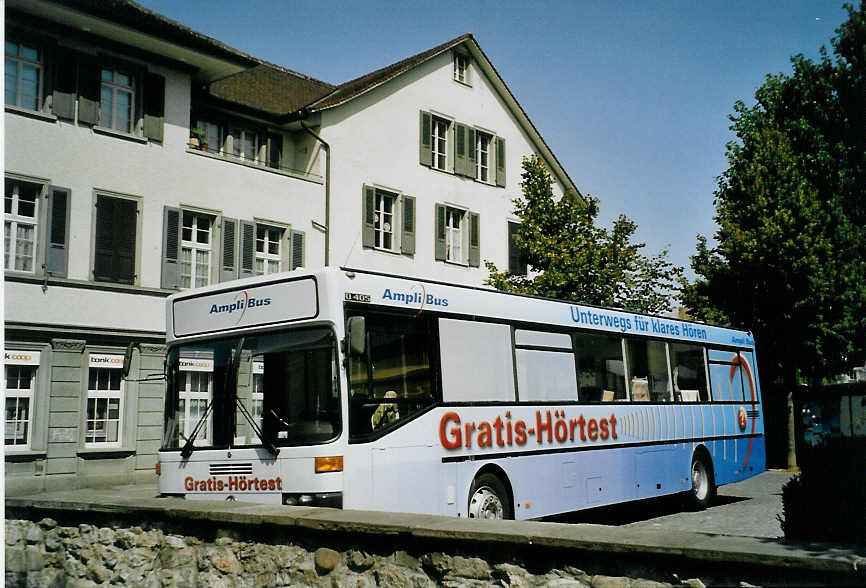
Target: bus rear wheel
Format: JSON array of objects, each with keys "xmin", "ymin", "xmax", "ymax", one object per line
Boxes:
[
  {"xmin": 688, "ymin": 453, "xmax": 716, "ymax": 510},
  {"xmin": 468, "ymin": 473, "xmax": 512, "ymax": 520}
]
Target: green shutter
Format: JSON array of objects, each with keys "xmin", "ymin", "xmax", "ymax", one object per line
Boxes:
[
  {"xmin": 291, "ymin": 230, "xmax": 305, "ymax": 270},
  {"xmin": 220, "ymin": 217, "xmax": 238, "ymax": 282},
  {"xmin": 468, "ymin": 212, "xmax": 480, "ymax": 267},
  {"xmin": 434, "ymin": 203, "xmax": 447, "ymax": 261},
  {"xmin": 362, "ymin": 185, "xmax": 375, "ymax": 248},
  {"xmin": 239, "ymin": 220, "xmax": 256, "ymax": 279},
  {"xmin": 143, "ymin": 72, "xmax": 165, "ymax": 141},
  {"xmin": 161, "ymin": 206, "xmax": 181, "ymax": 289},
  {"xmin": 52, "ymin": 50, "xmax": 77, "ymax": 120},
  {"xmin": 401, "ymin": 195, "xmax": 416, "ymax": 255},
  {"xmin": 45, "ymin": 187, "xmax": 70, "ymax": 277},
  {"xmin": 419, "ymin": 111, "xmax": 432, "ymax": 166},
  {"xmin": 467, "ymin": 128, "xmax": 476, "ymax": 178},
  {"xmin": 495, "ymin": 137, "xmax": 506, "ymax": 187},
  {"xmin": 77, "ymin": 56, "xmax": 101, "ymax": 125},
  {"xmin": 454, "ymin": 123, "xmax": 467, "ymax": 176}
]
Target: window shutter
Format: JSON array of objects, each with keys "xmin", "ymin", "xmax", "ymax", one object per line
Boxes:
[
  {"xmin": 508, "ymin": 221, "xmax": 527, "ymax": 275},
  {"xmin": 419, "ymin": 111, "xmax": 432, "ymax": 166},
  {"xmin": 291, "ymin": 230, "xmax": 305, "ymax": 270},
  {"xmin": 161, "ymin": 206, "xmax": 181, "ymax": 289},
  {"xmin": 220, "ymin": 217, "xmax": 238, "ymax": 282},
  {"xmin": 239, "ymin": 220, "xmax": 256, "ymax": 279},
  {"xmin": 94, "ymin": 196, "xmax": 136, "ymax": 284},
  {"xmin": 467, "ymin": 128, "xmax": 476, "ymax": 177},
  {"xmin": 143, "ymin": 72, "xmax": 165, "ymax": 142},
  {"xmin": 495, "ymin": 137, "xmax": 506, "ymax": 187},
  {"xmin": 468, "ymin": 212, "xmax": 480, "ymax": 268},
  {"xmin": 45, "ymin": 187, "xmax": 70, "ymax": 277},
  {"xmin": 401, "ymin": 195, "xmax": 416, "ymax": 255},
  {"xmin": 267, "ymin": 133, "xmax": 283, "ymax": 170},
  {"xmin": 77, "ymin": 56, "xmax": 101, "ymax": 125},
  {"xmin": 52, "ymin": 50, "xmax": 77, "ymax": 120},
  {"xmin": 454, "ymin": 123, "xmax": 467, "ymax": 176},
  {"xmin": 434, "ymin": 203, "xmax": 447, "ymax": 261},
  {"xmin": 362, "ymin": 185, "xmax": 375, "ymax": 248}
]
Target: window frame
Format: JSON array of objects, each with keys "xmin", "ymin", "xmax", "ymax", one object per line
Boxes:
[
  {"xmin": 374, "ymin": 188, "xmax": 399, "ymax": 252},
  {"xmin": 5, "ymin": 39, "xmax": 42, "ymax": 111},
  {"xmin": 84, "ymin": 356, "xmax": 125, "ymax": 448},
  {"xmin": 180, "ymin": 210, "xmax": 215, "ymax": 289},
  {"xmin": 453, "ymin": 52, "xmax": 470, "ymax": 85},
  {"xmin": 254, "ymin": 223, "xmax": 284, "ymax": 276},
  {"xmin": 476, "ymin": 131, "xmax": 493, "ymax": 183},
  {"xmin": 4, "ymin": 178, "xmax": 41, "ymax": 274},
  {"xmin": 178, "ymin": 366, "xmax": 214, "ymax": 447},
  {"xmin": 99, "ymin": 67, "xmax": 135, "ymax": 134},
  {"xmin": 445, "ymin": 205, "xmax": 468, "ymax": 265},
  {"xmin": 431, "ymin": 116, "xmax": 450, "ymax": 171},
  {"xmin": 5, "ymin": 363, "xmax": 36, "ymax": 449}
]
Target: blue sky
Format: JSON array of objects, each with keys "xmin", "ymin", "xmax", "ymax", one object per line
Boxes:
[{"xmin": 138, "ymin": 0, "xmax": 846, "ymax": 276}]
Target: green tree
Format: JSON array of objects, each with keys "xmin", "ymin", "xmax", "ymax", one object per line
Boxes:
[
  {"xmin": 485, "ymin": 155, "xmax": 682, "ymax": 314},
  {"xmin": 681, "ymin": 3, "xmax": 866, "ymax": 465}
]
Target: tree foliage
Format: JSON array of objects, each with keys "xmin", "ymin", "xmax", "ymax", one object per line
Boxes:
[
  {"xmin": 681, "ymin": 2, "xmax": 866, "ymax": 384},
  {"xmin": 485, "ymin": 155, "xmax": 682, "ymax": 314}
]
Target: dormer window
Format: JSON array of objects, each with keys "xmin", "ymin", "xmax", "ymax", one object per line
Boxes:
[{"xmin": 453, "ymin": 52, "xmax": 470, "ymax": 85}]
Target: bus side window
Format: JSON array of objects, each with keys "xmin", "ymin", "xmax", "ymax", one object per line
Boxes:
[
  {"xmin": 574, "ymin": 332, "xmax": 626, "ymax": 402},
  {"xmin": 625, "ymin": 339, "xmax": 672, "ymax": 402},
  {"xmin": 670, "ymin": 343, "xmax": 709, "ymax": 402}
]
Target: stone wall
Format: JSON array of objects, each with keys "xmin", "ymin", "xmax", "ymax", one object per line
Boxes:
[{"xmin": 6, "ymin": 518, "xmax": 706, "ymax": 588}]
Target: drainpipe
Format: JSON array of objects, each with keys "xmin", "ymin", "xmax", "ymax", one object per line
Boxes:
[{"xmin": 298, "ymin": 115, "xmax": 331, "ymax": 267}]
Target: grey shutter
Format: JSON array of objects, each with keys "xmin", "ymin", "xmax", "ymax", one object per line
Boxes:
[
  {"xmin": 161, "ymin": 206, "xmax": 181, "ymax": 289},
  {"xmin": 508, "ymin": 221, "xmax": 527, "ymax": 275},
  {"xmin": 362, "ymin": 185, "xmax": 375, "ymax": 248},
  {"xmin": 468, "ymin": 212, "xmax": 480, "ymax": 268},
  {"xmin": 434, "ymin": 203, "xmax": 447, "ymax": 261},
  {"xmin": 45, "ymin": 187, "xmax": 70, "ymax": 277},
  {"xmin": 291, "ymin": 230, "xmax": 305, "ymax": 270},
  {"xmin": 419, "ymin": 111, "xmax": 432, "ymax": 166},
  {"xmin": 495, "ymin": 137, "xmax": 506, "ymax": 187},
  {"xmin": 52, "ymin": 50, "xmax": 77, "ymax": 120},
  {"xmin": 94, "ymin": 196, "xmax": 136, "ymax": 284},
  {"xmin": 467, "ymin": 128, "xmax": 476, "ymax": 178},
  {"xmin": 143, "ymin": 72, "xmax": 165, "ymax": 141},
  {"xmin": 401, "ymin": 195, "xmax": 415, "ymax": 255},
  {"xmin": 77, "ymin": 56, "xmax": 101, "ymax": 125},
  {"xmin": 454, "ymin": 123, "xmax": 467, "ymax": 176},
  {"xmin": 220, "ymin": 217, "xmax": 238, "ymax": 282},
  {"xmin": 239, "ymin": 220, "xmax": 256, "ymax": 279}
]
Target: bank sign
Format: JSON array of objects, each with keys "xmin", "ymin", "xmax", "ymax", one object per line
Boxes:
[{"xmin": 172, "ymin": 278, "xmax": 317, "ymax": 337}]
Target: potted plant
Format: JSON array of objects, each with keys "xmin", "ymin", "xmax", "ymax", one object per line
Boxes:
[{"xmin": 189, "ymin": 127, "xmax": 205, "ymax": 150}]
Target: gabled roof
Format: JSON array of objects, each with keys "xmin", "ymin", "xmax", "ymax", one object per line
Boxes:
[
  {"xmin": 306, "ymin": 34, "xmax": 473, "ymax": 111},
  {"xmin": 209, "ymin": 65, "xmax": 335, "ymax": 117}
]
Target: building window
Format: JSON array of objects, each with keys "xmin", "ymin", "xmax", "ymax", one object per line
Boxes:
[
  {"xmin": 476, "ymin": 132, "xmax": 492, "ymax": 182},
  {"xmin": 4, "ymin": 179, "xmax": 40, "ymax": 273},
  {"xmin": 229, "ymin": 127, "xmax": 258, "ymax": 162},
  {"xmin": 5, "ymin": 40, "xmax": 41, "ymax": 110},
  {"xmin": 255, "ymin": 224, "xmax": 283, "ymax": 275},
  {"xmin": 432, "ymin": 117, "xmax": 449, "ymax": 171},
  {"xmin": 196, "ymin": 119, "xmax": 220, "ymax": 153},
  {"xmin": 100, "ymin": 68, "xmax": 134, "ymax": 133},
  {"xmin": 178, "ymin": 362, "xmax": 213, "ymax": 446},
  {"xmin": 93, "ymin": 194, "xmax": 137, "ymax": 284},
  {"xmin": 508, "ymin": 221, "xmax": 528, "ymax": 275},
  {"xmin": 374, "ymin": 189, "xmax": 398, "ymax": 251},
  {"xmin": 445, "ymin": 207, "xmax": 465, "ymax": 264},
  {"xmin": 453, "ymin": 52, "xmax": 469, "ymax": 84},
  {"xmin": 86, "ymin": 355, "xmax": 124, "ymax": 446},
  {"xmin": 180, "ymin": 211, "xmax": 213, "ymax": 288},
  {"xmin": 5, "ymin": 364, "xmax": 35, "ymax": 448},
  {"xmin": 252, "ymin": 363, "xmax": 264, "ymax": 432}
]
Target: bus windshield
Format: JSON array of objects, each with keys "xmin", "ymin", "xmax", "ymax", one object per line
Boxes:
[{"xmin": 162, "ymin": 326, "xmax": 340, "ymax": 451}]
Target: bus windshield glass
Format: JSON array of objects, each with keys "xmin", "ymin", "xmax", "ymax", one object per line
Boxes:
[{"xmin": 162, "ymin": 327, "xmax": 340, "ymax": 450}]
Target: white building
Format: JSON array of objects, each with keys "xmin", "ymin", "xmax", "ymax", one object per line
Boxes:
[{"xmin": 4, "ymin": 0, "xmax": 578, "ymax": 494}]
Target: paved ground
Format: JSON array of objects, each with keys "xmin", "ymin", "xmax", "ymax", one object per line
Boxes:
[{"xmin": 547, "ymin": 470, "xmax": 792, "ymax": 539}]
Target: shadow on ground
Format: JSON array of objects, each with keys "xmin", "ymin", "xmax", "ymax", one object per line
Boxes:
[{"xmin": 544, "ymin": 494, "xmax": 750, "ymax": 526}]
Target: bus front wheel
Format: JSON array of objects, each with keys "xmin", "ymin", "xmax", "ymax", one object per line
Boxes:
[
  {"xmin": 688, "ymin": 453, "xmax": 716, "ymax": 510},
  {"xmin": 468, "ymin": 473, "xmax": 512, "ymax": 520}
]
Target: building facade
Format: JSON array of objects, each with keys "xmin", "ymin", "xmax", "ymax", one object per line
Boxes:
[{"xmin": 4, "ymin": 0, "xmax": 578, "ymax": 494}]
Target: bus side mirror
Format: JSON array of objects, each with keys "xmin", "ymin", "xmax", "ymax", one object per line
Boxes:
[
  {"xmin": 122, "ymin": 342, "xmax": 136, "ymax": 379},
  {"xmin": 347, "ymin": 316, "xmax": 366, "ymax": 356}
]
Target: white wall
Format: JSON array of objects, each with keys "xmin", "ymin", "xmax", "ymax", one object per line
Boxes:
[{"xmin": 320, "ymin": 50, "xmax": 566, "ymax": 286}]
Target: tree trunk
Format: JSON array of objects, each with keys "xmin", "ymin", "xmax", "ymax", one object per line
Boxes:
[{"xmin": 785, "ymin": 369, "xmax": 798, "ymax": 470}]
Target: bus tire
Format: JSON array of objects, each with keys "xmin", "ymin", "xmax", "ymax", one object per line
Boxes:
[
  {"xmin": 688, "ymin": 452, "xmax": 716, "ymax": 510},
  {"xmin": 468, "ymin": 472, "xmax": 512, "ymax": 520}
]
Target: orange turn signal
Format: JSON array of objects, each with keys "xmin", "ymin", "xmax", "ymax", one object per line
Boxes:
[
  {"xmin": 315, "ymin": 456, "xmax": 343, "ymax": 473},
  {"xmin": 154, "ymin": 461, "xmax": 161, "ymax": 476}
]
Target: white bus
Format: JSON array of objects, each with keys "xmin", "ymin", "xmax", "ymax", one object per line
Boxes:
[{"xmin": 157, "ymin": 267, "xmax": 765, "ymax": 519}]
